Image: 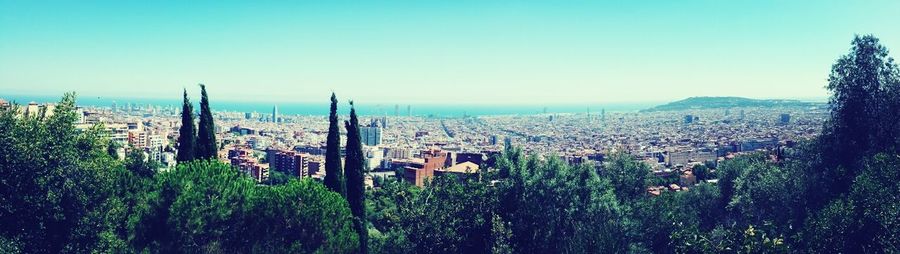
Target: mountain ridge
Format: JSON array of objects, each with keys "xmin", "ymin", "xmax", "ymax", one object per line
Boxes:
[{"xmin": 641, "ymin": 96, "xmax": 818, "ymax": 112}]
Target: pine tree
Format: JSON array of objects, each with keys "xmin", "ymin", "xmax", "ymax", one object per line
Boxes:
[
  {"xmin": 343, "ymin": 101, "xmax": 367, "ymax": 254},
  {"xmin": 176, "ymin": 89, "xmax": 196, "ymax": 162},
  {"xmin": 196, "ymin": 84, "xmax": 217, "ymax": 160},
  {"xmin": 324, "ymin": 93, "xmax": 345, "ymax": 195}
]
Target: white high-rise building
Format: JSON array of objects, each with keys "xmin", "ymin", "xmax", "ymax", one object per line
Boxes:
[{"xmin": 272, "ymin": 104, "xmax": 279, "ymax": 123}]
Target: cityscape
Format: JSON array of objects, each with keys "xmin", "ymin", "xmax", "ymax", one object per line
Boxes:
[
  {"xmin": 0, "ymin": 96, "xmax": 827, "ymax": 190},
  {"xmin": 2, "ymin": 1, "xmax": 900, "ymax": 253}
]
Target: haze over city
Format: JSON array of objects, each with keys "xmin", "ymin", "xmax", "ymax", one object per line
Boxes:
[{"xmin": 3, "ymin": 1, "xmax": 900, "ymax": 104}]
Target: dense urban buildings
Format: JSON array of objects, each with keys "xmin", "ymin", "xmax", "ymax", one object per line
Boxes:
[{"xmin": 6, "ymin": 96, "xmax": 826, "ymax": 189}]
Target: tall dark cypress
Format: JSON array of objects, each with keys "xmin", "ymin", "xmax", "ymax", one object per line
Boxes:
[
  {"xmin": 324, "ymin": 93, "xmax": 345, "ymax": 195},
  {"xmin": 196, "ymin": 84, "xmax": 217, "ymax": 160},
  {"xmin": 176, "ymin": 89, "xmax": 196, "ymax": 162},
  {"xmin": 343, "ymin": 102, "xmax": 367, "ymax": 254}
]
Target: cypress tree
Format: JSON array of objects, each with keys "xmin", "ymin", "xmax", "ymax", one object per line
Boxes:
[
  {"xmin": 196, "ymin": 84, "xmax": 217, "ymax": 160},
  {"xmin": 324, "ymin": 93, "xmax": 345, "ymax": 195},
  {"xmin": 343, "ymin": 101, "xmax": 367, "ymax": 254},
  {"xmin": 176, "ymin": 89, "xmax": 196, "ymax": 162}
]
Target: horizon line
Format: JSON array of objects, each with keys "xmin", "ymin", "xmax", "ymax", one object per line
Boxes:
[{"xmin": 1, "ymin": 92, "xmax": 830, "ymax": 106}]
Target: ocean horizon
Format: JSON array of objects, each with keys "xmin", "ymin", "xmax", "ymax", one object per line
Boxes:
[{"xmin": 1, "ymin": 94, "xmax": 663, "ymax": 117}]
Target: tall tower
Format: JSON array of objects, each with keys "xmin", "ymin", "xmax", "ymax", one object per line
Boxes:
[
  {"xmin": 272, "ymin": 104, "xmax": 279, "ymax": 123},
  {"xmin": 587, "ymin": 107, "xmax": 591, "ymax": 121},
  {"xmin": 407, "ymin": 105, "xmax": 411, "ymax": 117},
  {"xmin": 395, "ymin": 104, "xmax": 400, "ymax": 117}
]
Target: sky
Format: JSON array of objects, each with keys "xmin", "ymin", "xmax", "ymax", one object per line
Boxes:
[{"xmin": 2, "ymin": 1, "xmax": 899, "ymax": 105}]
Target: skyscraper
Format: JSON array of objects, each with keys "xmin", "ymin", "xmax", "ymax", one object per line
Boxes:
[
  {"xmin": 360, "ymin": 120, "xmax": 383, "ymax": 146},
  {"xmin": 587, "ymin": 107, "xmax": 591, "ymax": 121},
  {"xmin": 684, "ymin": 115, "xmax": 694, "ymax": 124},
  {"xmin": 272, "ymin": 104, "xmax": 279, "ymax": 123},
  {"xmin": 779, "ymin": 113, "xmax": 791, "ymax": 125}
]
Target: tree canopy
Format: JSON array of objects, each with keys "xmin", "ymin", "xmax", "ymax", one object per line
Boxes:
[{"xmin": 0, "ymin": 93, "xmax": 359, "ymax": 254}]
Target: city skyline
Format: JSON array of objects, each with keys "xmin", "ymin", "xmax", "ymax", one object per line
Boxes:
[{"xmin": 3, "ymin": 1, "xmax": 900, "ymax": 104}]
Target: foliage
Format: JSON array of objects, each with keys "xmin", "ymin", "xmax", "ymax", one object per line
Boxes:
[
  {"xmin": 176, "ymin": 88, "xmax": 196, "ymax": 162},
  {"xmin": 344, "ymin": 102, "xmax": 368, "ymax": 253},
  {"xmin": 367, "ymin": 180, "xmax": 417, "ymax": 254},
  {"xmin": 1, "ymin": 94, "xmax": 358, "ymax": 253},
  {"xmin": 692, "ymin": 164, "xmax": 710, "ymax": 181},
  {"xmin": 129, "ymin": 160, "xmax": 358, "ymax": 253},
  {"xmin": 266, "ymin": 170, "xmax": 292, "ymax": 185},
  {"xmin": 802, "ymin": 197, "xmax": 858, "ymax": 253},
  {"xmin": 819, "ymin": 34, "xmax": 900, "ymax": 196},
  {"xmin": 195, "ymin": 84, "xmax": 218, "ymax": 160},
  {"xmin": 600, "ymin": 153, "xmax": 651, "ymax": 201},
  {"xmin": 397, "ymin": 175, "xmax": 496, "ymax": 253},
  {"xmin": 107, "ymin": 139, "xmax": 121, "ymax": 159},
  {"xmin": 715, "ymin": 154, "xmax": 764, "ymax": 211},
  {"xmin": 124, "ymin": 147, "xmax": 160, "ymax": 178},
  {"xmin": 0, "ymin": 93, "xmax": 128, "ymax": 253},
  {"xmin": 727, "ymin": 159, "xmax": 799, "ymax": 228},
  {"xmin": 324, "ymin": 92, "xmax": 345, "ymax": 196}
]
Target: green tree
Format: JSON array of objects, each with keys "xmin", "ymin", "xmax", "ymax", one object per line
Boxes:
[
  {"xmin": 367, "ymin": 180, "xmax": 417, "ymax": 254},
  {"xmin": 601, "ymin": 153, "xmax": 650, "ymax": 201},
  {"xmin": 343, "ymin": 102, "xmax": 368, "ymax": 253},
  {"xmin": 246, "ymin": 178, "xmax": 360, "ymax": 253},
  {"xmin": 728, "ymin": 159, "xmax": 800, "ymax": 228},
  {"xmin": 631, "ymin": 191, "xmax": 691, "ymax": 252},
  {"xmin": 265, "ymin": 170, "xmax": 292, "ymax": 185},
  {"xmin": 803, "ymin": 197, "xmax": 858, "ymax": 253},
  {"xmin": 0, "ymin": 93, "xmax": 127, "ymax": 253},
  {"xmin": 195, "ymin": 84, "xmax": 217, "ymax": 160},
  {"xmin": 324, "ymin": 92, "xmax": 345, "ymax": 195},
  {"xmin": 176, "ymin": 88, "xmax": 197, "ymax": 162},
  {"xmin": 495, "ymin": 151, "xmax": 628, "ymax": 253},
  {"xmin": 397, "ymin": 175, "xmax": 496, "ymax": 254},
  {"xmin": 716, "ymin": 154, "xmax": 765, "ymax": 211},
  {"xmin": 129, "ymin": 161, "xmax": 358, "ymax": 253},
  {"xmin": 692, "ymin": 164, "xmax": 710, "ymax": 181},
  {"xmin": 843, "ymin": 154, "xmax": 900, "ymax": 252},
  {"xmin": 124, "ymin": 147, "xmax": 160, "ymax": 178},
  {"xmin": 107, "ymin": 139, "xmax": 121, "ymax": 159},
  {"xmin": 819, "ymin": 34, "xmax": 900, "ymax": 196}
]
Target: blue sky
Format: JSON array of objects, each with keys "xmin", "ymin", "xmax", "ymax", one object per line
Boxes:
[{"xmin": 1, "ymin": 1, "xmax": 899, "ymax": 104}]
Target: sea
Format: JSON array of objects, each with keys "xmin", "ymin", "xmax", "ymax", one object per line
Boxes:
[{"xmin": 1, "ymin": 94, "xmax": 661, "ymax": 117}]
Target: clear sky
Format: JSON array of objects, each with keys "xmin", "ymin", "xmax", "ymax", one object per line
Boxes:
[{"xmin": 1, "ymin": 1, "xmax": 899, "ymax": 104}]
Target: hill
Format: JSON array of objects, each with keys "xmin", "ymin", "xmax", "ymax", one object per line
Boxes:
[{"xmin": 641, "ymin": 96, "xmax": 816, "ymax": 112}]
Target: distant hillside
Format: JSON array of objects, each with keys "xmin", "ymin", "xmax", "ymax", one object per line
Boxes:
[{"xmin": 642, "ymin": 96, "xmax": 816, "ymax": 112}]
